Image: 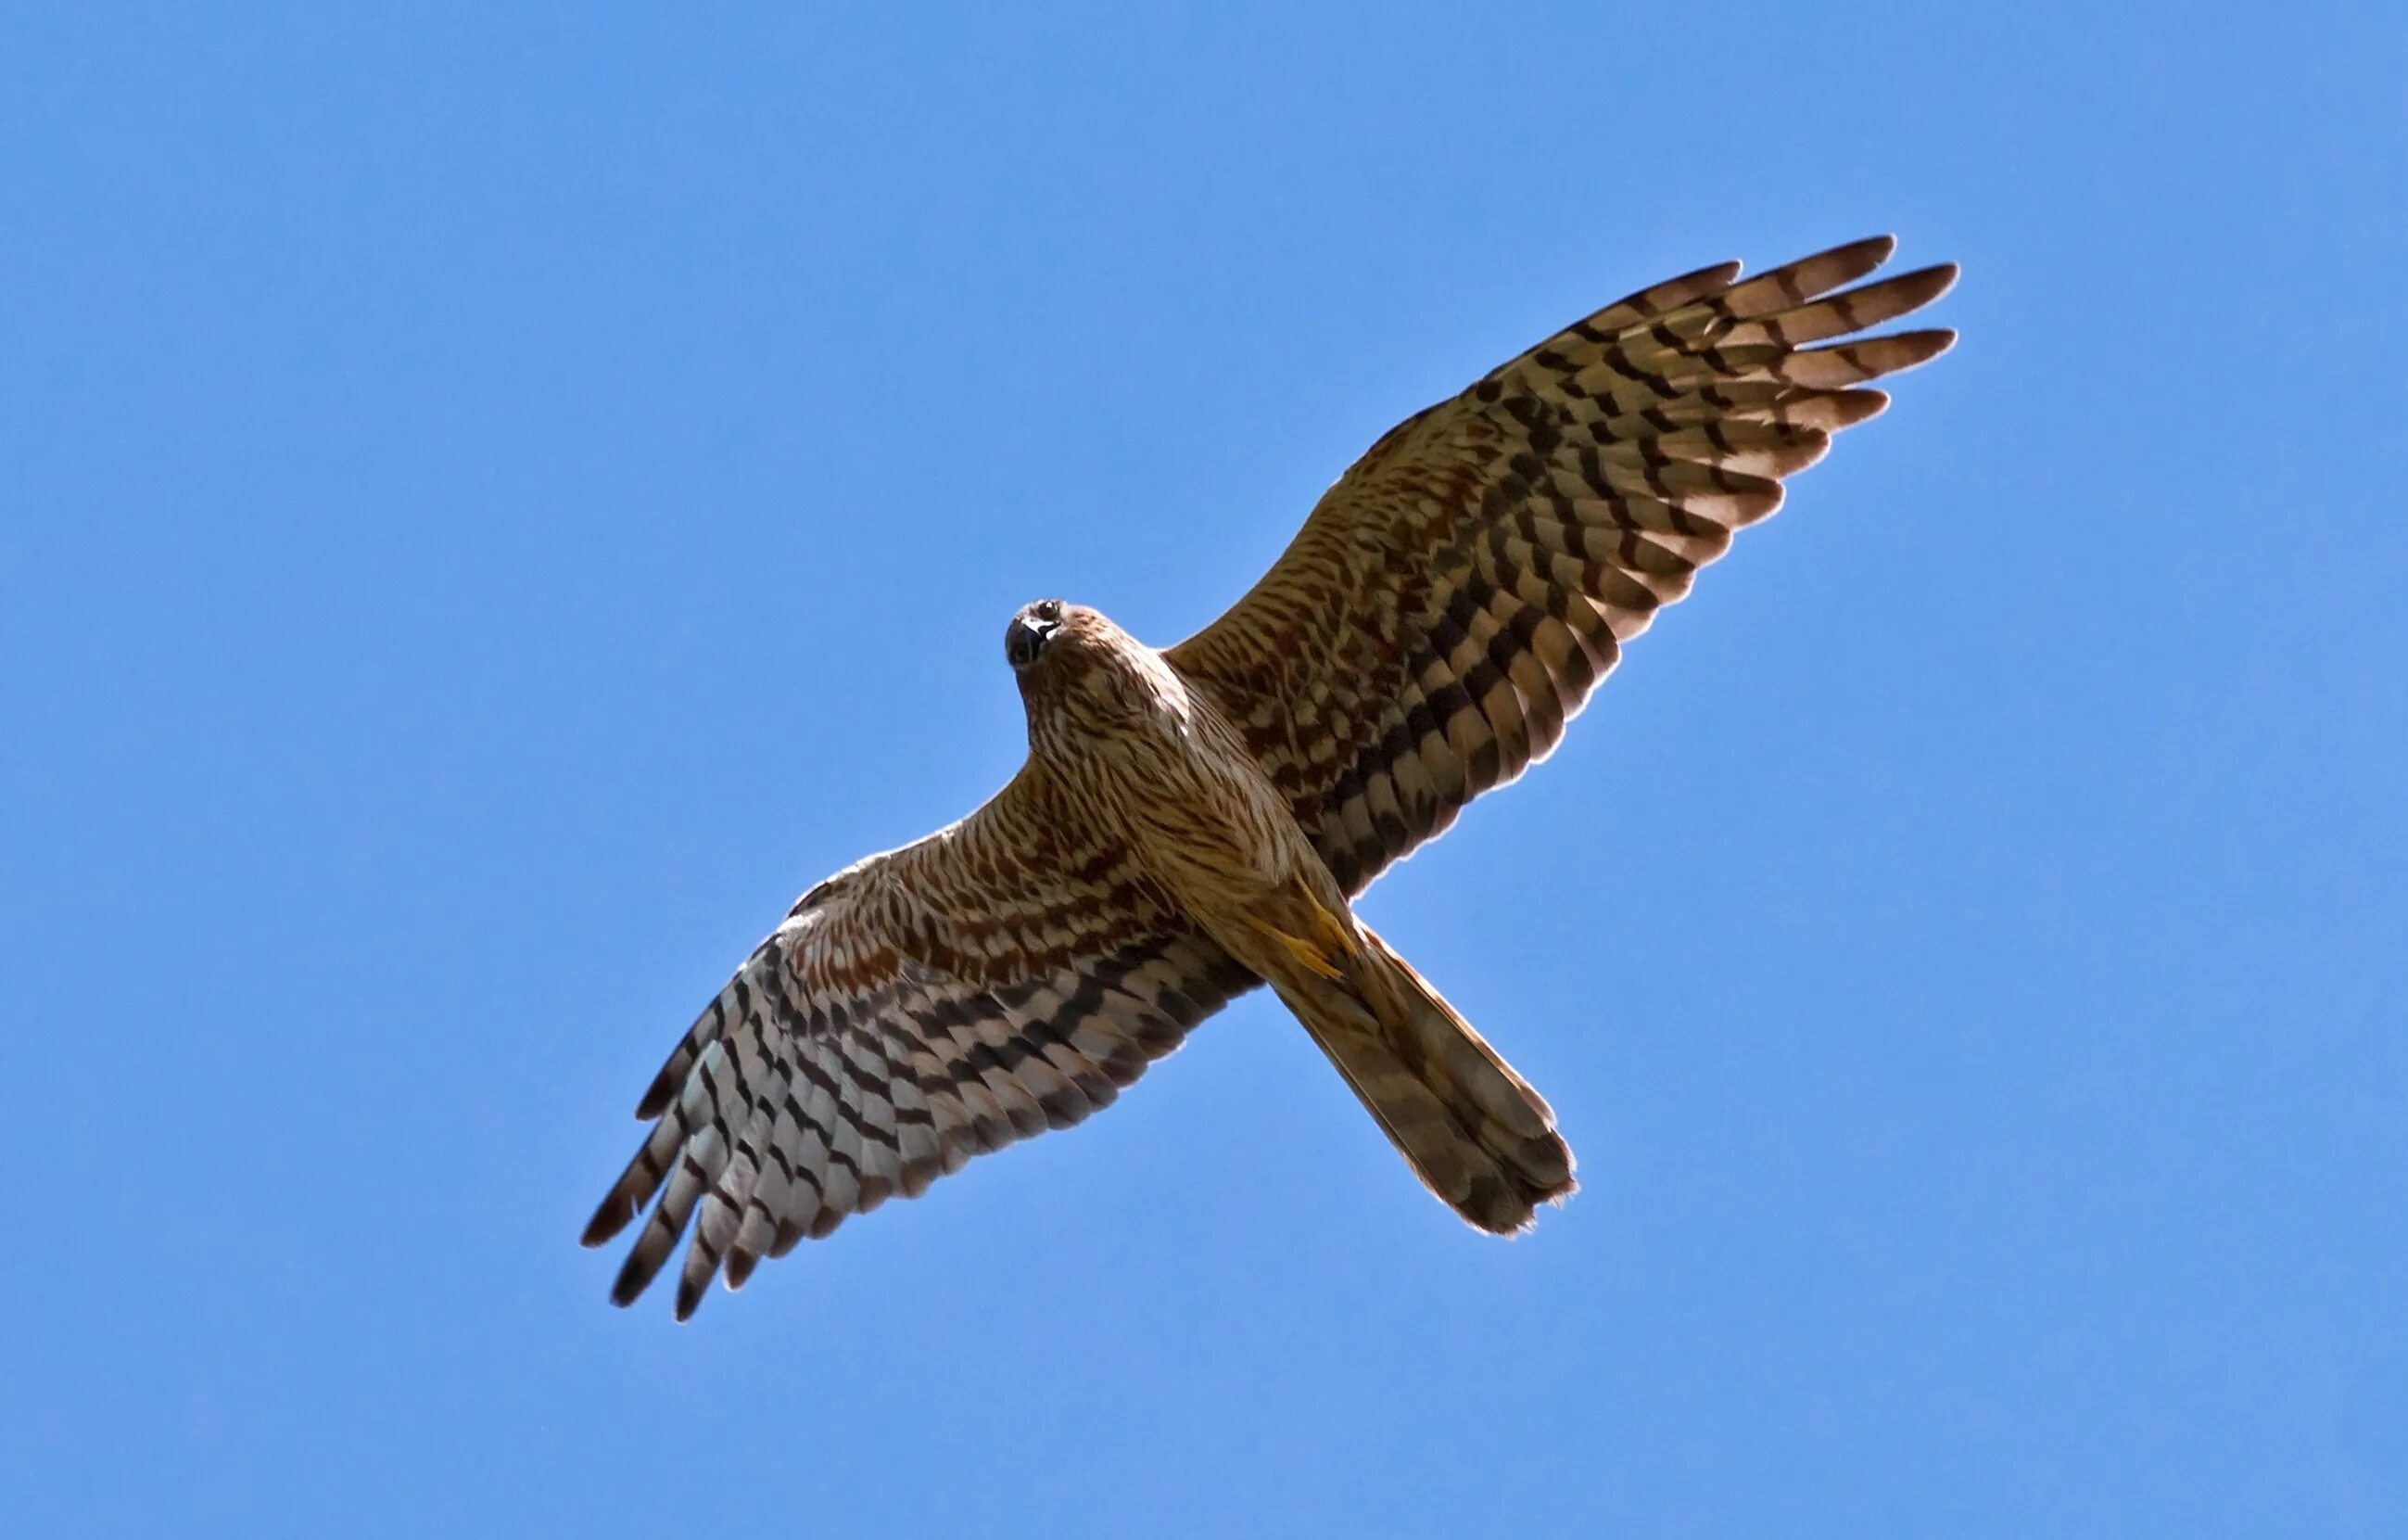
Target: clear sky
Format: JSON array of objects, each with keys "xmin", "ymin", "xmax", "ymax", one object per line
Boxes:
[{"xmin": 5, "ymin": 5, "xmax": 2402, "ymax": 1535}]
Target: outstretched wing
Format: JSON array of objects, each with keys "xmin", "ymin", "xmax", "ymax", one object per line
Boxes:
[
  {"xmin": 583, "ymin": 766, "xmax": 1256, "ymax": 1317},
  {"xmin": 1168, "ymin": 236, "xmax": 1956, "ymax": 894}
]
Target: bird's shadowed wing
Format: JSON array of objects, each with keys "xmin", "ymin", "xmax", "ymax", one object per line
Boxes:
[
  {"xmin": 583, "ymin": 766, "xmax": 1257, "ymax": 1317},
  {"xmin": 1167, "ymin": 236, "xmax": 1957, "ymax": 894}
]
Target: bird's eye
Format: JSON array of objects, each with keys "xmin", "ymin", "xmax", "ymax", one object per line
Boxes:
[{"xmin": 1034, "ymin": 599, "xmax": 1063, "ymax": 621}]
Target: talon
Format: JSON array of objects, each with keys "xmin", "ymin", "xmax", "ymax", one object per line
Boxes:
[
  {"xmin": 1308, "ymin": 905, "xmax": 1354, "ymax": 961},
  {"xmin": 1247, "ymin": 915, "xmax": 1347, "ymax": 981},
  {"xmin": 1290, "ymin": 874, "xmax": 1360, "ymax": 963},
  {"xmin": 1283, "ymin": 930, "xmax": 1347, "ymax": 981}
]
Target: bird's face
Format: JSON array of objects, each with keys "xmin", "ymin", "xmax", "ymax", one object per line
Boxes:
[
  {"xmin": 1008, "ymin": 600, "xmax": 1165, "ymax": 749},
  {"xmin": 1008, "ymin": 598, "xmax": 1135, "ymax": 676},
  {"xmin": 1004, "ymin": 597, "xmax": 1068, "ymax": 672}
]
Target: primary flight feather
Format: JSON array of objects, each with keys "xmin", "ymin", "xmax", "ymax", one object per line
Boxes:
[{"xmin": 585, "ymin": 235, "xmax": 1958, "ymax": 1317}]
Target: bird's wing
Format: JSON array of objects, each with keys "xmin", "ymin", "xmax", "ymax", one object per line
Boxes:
[
  {"xmin": 583, "ymin": 764, "xmax": 1256, "ymax": 1317},
  {"xmin": 1167, "ymin": 236, "xmax": 1956, "ymax": 894}
]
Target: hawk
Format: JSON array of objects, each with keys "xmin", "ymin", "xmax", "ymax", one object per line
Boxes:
[{"xmin": 586, "ymin": 235, "xmax": 1957, "ymax": 1317}]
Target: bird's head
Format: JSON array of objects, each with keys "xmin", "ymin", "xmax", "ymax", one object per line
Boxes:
[
  {"xmin": 1007, "ymin": 598, "xmax": 1135, "ymax": 675},
  {"xmin": 1006, "ymin": 599, "xmax": 1163, "ymax": 746},
  {"xmin": 1004, "ymin": 597, "xmax": 1071, "ymax": 672}
]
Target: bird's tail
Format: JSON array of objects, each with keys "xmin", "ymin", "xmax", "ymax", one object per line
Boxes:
[{"xmin": 1272, "ymin": 923, "xmax": 1575, "ymax": 1233}]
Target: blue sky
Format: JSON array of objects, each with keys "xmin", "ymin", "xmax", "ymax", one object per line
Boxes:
[{"xmin": 5, "ymin": 4, "xmax": 2402, "ymax": 1534}]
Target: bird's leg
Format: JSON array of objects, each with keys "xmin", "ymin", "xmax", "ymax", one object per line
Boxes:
[
  {"xmin": 1245, "ymin": 916, "xmax": 1345, "ymax": 981},
  {"xmin": 1239, "ymin": 872, "xmax": 1358, "ymax": 984}
]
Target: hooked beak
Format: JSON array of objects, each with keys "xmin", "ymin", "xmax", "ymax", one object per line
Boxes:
[{"xmin": 1006, "ymin": 612, "xmax": 1057, "ymax": 669}]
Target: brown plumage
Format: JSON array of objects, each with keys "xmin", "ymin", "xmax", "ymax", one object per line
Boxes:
[{"xmin": 584, "ymin": 235, "xmax": 1957, "ymax": 1316}]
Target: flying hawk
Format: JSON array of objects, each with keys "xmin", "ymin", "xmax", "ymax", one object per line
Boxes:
[{"xmin": 585, "ymin": 235, "xmax": 1957, "ymax": 1317}]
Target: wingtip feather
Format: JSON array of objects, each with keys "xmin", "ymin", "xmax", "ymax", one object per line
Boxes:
[
  {"xmin": 1897, "ymin": 327, "xmax": 1959, "ymax": 367},
  {"xmin": 608, "ymin": 1260, "xmax": 650, "ymax": 1309},
  {"xmin": 725, "ymin": 1248, "xmax": 761, "ymax": 1291},
  {"xmin": 580, "ymin": 1195, "xmax": 632, "ymax": 1250}
]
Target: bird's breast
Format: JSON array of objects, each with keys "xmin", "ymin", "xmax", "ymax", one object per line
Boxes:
[{"xmin": 1084, "ymin": 696, "xmax": 1306, "ymax": 911}]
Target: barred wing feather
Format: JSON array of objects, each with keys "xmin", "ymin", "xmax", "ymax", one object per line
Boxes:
[{"xmin": 1169, "ymin": 236, "xmax": 1956, "ymax": 894}]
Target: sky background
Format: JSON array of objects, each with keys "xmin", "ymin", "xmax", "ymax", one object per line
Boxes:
[{"xmin": 5, "ymin": 4, "xmax": 2403, "ymax": 1535}]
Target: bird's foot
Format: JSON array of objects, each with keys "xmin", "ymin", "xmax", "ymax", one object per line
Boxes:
[{"xmin": 1246, "ymin": 914, "xmax": 1348, "ymax": 982}]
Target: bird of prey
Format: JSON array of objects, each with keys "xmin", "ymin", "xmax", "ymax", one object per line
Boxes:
[{"xmin": 585, "ymin": 235, "xmax": 1957, "ymax": 1317}]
